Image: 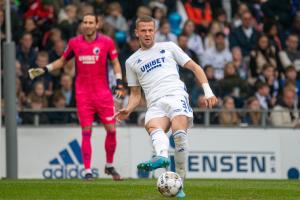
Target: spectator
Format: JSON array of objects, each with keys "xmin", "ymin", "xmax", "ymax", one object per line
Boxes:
[
  {"xmin": 23, "ymin": 17, "xmax": 42, "ymax": 49},
  {"xmin": 214, "ymin": 8, "xmax": 230, "ymax": 36},
  {"xmin": 270, "ymin": 86, "xmax": 300, "ymax": 127},
  {"xmin": 119, "ymin": 36, "xmax": 140, "ymax": 81},
  {"xmin": 176, "ymin": 33, "xmax": 203, "ymax": 93},
  {"xmin": 34, "ymin": 51, "xmax": 53, "ymax": 97},
  {"xmin": 48, "ymin": 91, "xmax": 74, "ymax": 124},
  {"xmin": 16, "ymin": 32, "xmax": 37, "ymax": 71},
  {"xmin": 254, "ymin": 82, "xmax": 273, "ymax": 110},
  {"xmin": 181, "ymin": 19, "xmax": 204, "ymax": 62},
  {"xmin": 257, "ymin": 63, "xmax": 280, "ymax": 99},
  {"xmin": 183, "ymin": 0, "xmax": 212, "ymax": 28},
  {"xmin": 243, "ymin": 96, "xmax": 262, "ymax": 126},
  {"xmin": 58, "ymin": 73, "xmax": 75, "ymax": 107},
  {"xmin": 264, "ymin": 21, "xmax": 283, "ymax": 51},
  {"xmin": 230, "ymin": 11, "xmax": 259, "ymax": 56},
  {"xmin": 202, "ymin": 32, "xmax": 232, "ymax": 80},
  {"xmin": 151, "ymin": 6, "xmax": 167, "ymax": 29},
  {"xmin": 231, "ymin": 46, "xmax": 248, "ymax": 80},
  {"xmin": 26, "ymin": 80, "xmax": 48, "ymax": 110},
  {"xmin": 219, "ymin": 62, "xmax": 248, "ymax": 102},
  {"xmin": 91, "ymin": 0, "xmax": 108, "ymax": 16},
  {"xmin": 191, "ymin": 65, "xmax": 221, "ymax": 106},
  {"xmin": 58, "ymin": 4, "xmax": 79, "ymax": 40},
  {"xmin": 43, "ymin": 27, "xmax": 64, "ymax": 51},
  {"xmin": 249, "ymin": 34, "xmax": 279, "ymax": 78},
  {"xmin": 204, "ymin": 21, "xmax": 224, "ymax": 49},
  {"xmin": 97, "ymin": 15, "xmax": 115, "ymax": 38},
  {"xmin": 281, "ymin": 66, "xmax": 300, "ymax": 96},
  {"xmin": 105, "ymin": 2, "xmax": 128, "ymax": 33},
  {"xmin": 24, "ymin": 0, "xmax": 55, "ymax": 33},
  {"xmin": 232, "ymin": 3, "xmax": 250, "ymax": 28},
  {"xmin": 155, "ymin": 19, "xmax": 177, "ymax": 43},
  {"xmin": 279, "ymin": 33, "xmax": 300, "ymax": 71},
  {"xmin": 218, "ymin": 96, "xmax": 241, "ymax": 126}
]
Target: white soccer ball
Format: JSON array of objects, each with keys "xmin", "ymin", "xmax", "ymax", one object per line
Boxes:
[{"xmin": 157, "ymin": 171, "xmax": 183, "ymax": 197}]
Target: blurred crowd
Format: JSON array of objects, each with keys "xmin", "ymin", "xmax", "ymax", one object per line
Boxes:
[{"xmin": 1, "ymin": 0, "xmax": 300, "ymax": 127}]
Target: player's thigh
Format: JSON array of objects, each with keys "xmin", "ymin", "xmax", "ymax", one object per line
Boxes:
[
  {"xmin": 167, "ymin": 95, "xmax": 193, "ymax": 131},
  {"xmin": 95, "ymin": 98, "xmax": 116, "ymax": 125},
  {"xmin": 77, "ymin": 101, "xmax": 96, "ymax": 128},
  {"xmin": 145, "ymin": 116, "xmax": 171, "ymax": 134}
]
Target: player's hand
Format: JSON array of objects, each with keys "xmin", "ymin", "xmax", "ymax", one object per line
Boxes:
[
  {"xmin": 205, "ymin": 96, "xmax": 218, "ymax": 108},
  {"xmin": 28, "ymin": 68, "xmax": 46, "ymax": 80},
  {"xmin": 113, "ymin": 108, "xmax": 130, "ymax": 122}
]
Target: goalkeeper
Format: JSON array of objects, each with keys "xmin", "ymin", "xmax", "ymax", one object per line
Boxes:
[{"xmin": 29, "ymin": 14, "xmax": 124, "ymax": 181}]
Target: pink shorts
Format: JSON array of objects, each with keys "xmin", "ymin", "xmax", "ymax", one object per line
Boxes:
[{"xmin": 76, "ymin": 95, "xmax": 115, "ymax": 127}]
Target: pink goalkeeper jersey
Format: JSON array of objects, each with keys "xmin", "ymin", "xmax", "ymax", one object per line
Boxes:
[{"xmin": 62, "ymin": 33, "xmax": 118, "ymax": 98}]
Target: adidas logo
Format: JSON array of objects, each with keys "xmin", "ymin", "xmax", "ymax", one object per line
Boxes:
[{"xmin": 42, "ymin": 139, "xmax": 99, "ymax": 179}]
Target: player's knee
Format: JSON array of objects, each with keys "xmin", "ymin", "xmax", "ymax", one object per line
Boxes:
[
  {"xmin": 173, "ymin": 130, "xmax": 188, "ymax": 152},
  {"xmin": 82, "ymin": 126, "xmax": 92, "ymax": 131},
  {"xmin": 105, "ymin": 124, "xmax": 116, "ymax": 133}
]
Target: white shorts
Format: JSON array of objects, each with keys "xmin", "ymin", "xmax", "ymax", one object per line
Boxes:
[{"xmin": 145, "ymin": 95, "xmax": 194, "ymax": 128}]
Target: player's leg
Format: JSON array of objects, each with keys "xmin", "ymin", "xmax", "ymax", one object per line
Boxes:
[
  {"xmin": 97, "ymin": 98, "xmax": 122, "ymax": 180},
  {"xmin": 77, "ymin": 103, "xmax": 95, "ymax": 180},
  {"xmin": 137, "ymin": 103, "xmax": 171, "ymax": 171},
  {"xmin": 171, "ymin": 116, "xmax": 189, "ymax": 179},
  {"xmin": 169, "ymin": 95, "xmax": 193, "ymax": 198},
  {"xmin": 103, "ymin": 123, "xmax": 122, "ymax": 180},
  {"xmin": 171, "ymin": 115, "xmax": 189, "ymax": 198}
]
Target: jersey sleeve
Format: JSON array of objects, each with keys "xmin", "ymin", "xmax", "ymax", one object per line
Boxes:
[
  {"xmin": 125, "ymin": 59, "xmax": 140, "ymax": 86},
  {"xmin": 168, "ymin": 42, "xmax": 191, "ymax": 67},
  {"xmin": 62, "ymin": 39, "xmax": 75, "ymax": 60},
  {"xmin": 107, "ymin": 38, "xmax": 118, "ymax": 61}
]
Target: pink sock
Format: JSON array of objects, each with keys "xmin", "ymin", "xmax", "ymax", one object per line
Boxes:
[
  {"xmin": 105, "ymin": 129, "xmax": 117, "ymax": 164},
  {"xmin": 81, "ymin": 129, "xmax": 92, "ymax": 169}
]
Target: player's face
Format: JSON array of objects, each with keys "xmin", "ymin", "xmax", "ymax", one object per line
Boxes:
[
  {"xmin": 82, "ymin": 15, "xmax": 97, "ymax": 37},
  {"xmin": 135, "ymin": 21, "xmax": 155, "ymax": 49}
]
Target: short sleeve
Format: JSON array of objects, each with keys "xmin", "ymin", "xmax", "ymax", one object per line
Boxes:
[
  {"xmin": 169, "ymin": 42, "xmax": 191, "ymax": 67},
  {"xmin": 125, "ymin": 60, "xmax": 140, "ymax": 86},
  {"xmin": 107, "ymin": 38, "xmax": 118, "ymax": 61},
  {"xmin": 62, "ymin": 39, "xmax": 75, "ymax": 60}
]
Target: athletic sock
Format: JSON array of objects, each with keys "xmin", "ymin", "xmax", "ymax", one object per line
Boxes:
[
  {"xmin": 81, "ymin": 129, "xmax": 92, "ymax": 170},
  {"xmin": 150, "ymin": 129, "xmax": 169, "ymax": 158},
  {"xmin": 173, "ymin": 130, "xmax": 188, "ymax": 179},
  {"xmin": 105, "ymin": 129, "xmax": 117, "ymax": 164}
]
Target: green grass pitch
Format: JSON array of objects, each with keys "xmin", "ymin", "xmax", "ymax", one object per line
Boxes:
[{"xmin": 0, "ymin": 179, "xmax": 299, "ymax": 200}]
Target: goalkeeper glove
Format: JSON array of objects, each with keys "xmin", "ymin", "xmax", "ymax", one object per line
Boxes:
[
  {"xmin": 28, "ymin": 67, "xmax": 47, "ymax": 80},
  {"xmin": 28, "ymin": 64, "xmax": 53, "ymax": 80},
  {"xmin": 114, "ymin": 79, "xmax": 125, "ymax": 99}
]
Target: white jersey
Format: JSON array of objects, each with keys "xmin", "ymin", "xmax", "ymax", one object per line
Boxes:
[{"xmin": 125, "ymin": 42, "xmax": 191, "ymax": 107}]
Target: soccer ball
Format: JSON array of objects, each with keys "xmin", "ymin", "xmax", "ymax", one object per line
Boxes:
[{"xmin": 157, "ymin": 171, "xmax": 183, "ymax": 197}]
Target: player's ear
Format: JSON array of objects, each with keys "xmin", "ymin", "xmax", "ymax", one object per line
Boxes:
[{"xmin": 134, "ymin": 29, "xmax": 138, "ymax": 38}]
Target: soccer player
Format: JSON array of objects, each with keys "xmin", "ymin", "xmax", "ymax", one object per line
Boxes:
[
  {"xmin": 114, "ymin": 16, "xmax": 218, "ymax": 198},
  {"xmin": 28, "ymin": 14, "xmax": 124, "ymax": 181}
]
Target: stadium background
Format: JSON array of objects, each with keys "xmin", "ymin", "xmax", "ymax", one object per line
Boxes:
[{"xmin": 0, "ymin": 0, "xmax": 300, "ymax": 199}]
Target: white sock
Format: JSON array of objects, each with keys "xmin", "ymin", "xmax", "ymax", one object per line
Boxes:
[
  {"xmin": 173, "ymin": 130, "xmax": 188, "ymax": 180},
  {"xmin": 85, "ymin": 168, "xmax": 92, "ymax": 174},
  {"xmin": 105, "ymin": 163, "xmax": 113, "ymax": 168},
  {"xmin": 150, "ymin": 129, "xmax": 169, "ymax": 158}
]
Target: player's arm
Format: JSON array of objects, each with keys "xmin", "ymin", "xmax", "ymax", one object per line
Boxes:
[
  {"xmin": 111, "ymin": 58, "xmax": 125, "ymax": 99},
  {"xmin": 183, "ymin": 60, "xmax": 218, "ymax": 108},
  {"xmin": 114, "ymin": 86, "xmax": 141, "ymax": 121},
  {"xmin": 28, "ymin": 57, "xmax": 67, "ymax": 80}
]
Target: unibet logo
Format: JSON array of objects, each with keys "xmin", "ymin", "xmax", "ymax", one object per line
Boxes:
[{"xmin": 42, "ymin": 139, "xmax": 99, "ymax": 179}]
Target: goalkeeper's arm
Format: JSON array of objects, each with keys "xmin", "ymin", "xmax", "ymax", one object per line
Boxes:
[
  {"xmin": 28, "ymin": 57, "xmax": 67, "ymax": 80},
  {"xmin": 111, "ymin": 58, "xmax": 125, "ymax": 99}
]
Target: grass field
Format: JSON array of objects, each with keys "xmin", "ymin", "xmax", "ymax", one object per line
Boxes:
[{"xmin": 0, "ymin": 179, "xmax": 299, "ymax": 200}]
